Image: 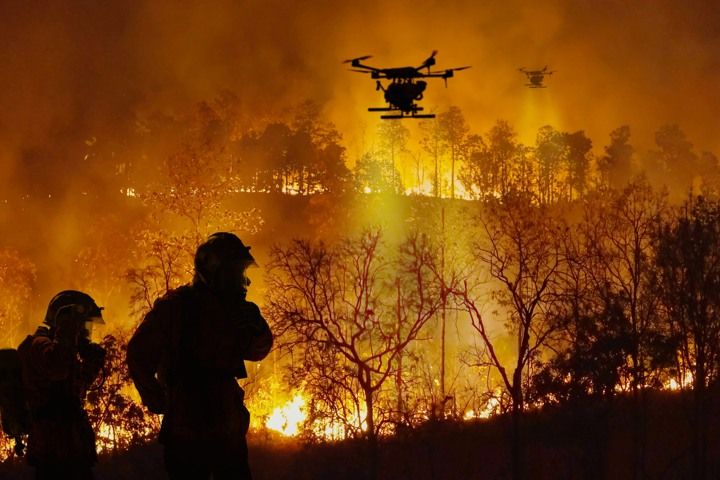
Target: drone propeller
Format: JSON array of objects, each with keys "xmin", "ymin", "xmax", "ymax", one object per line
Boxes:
[
  {"xmin": 342, "ymin": 55, "xmax": 372, "ymax": 64},
  {"xmin": 418, "ymin": 50, "xmax": 438, "ymax": 71},
  {"xmin": 349, "ymin": 69, "xmax": 372, "ymax": 74},
  {"xmin": 434, "ymin": 66, "xmax": 470, "ymax": 86}
]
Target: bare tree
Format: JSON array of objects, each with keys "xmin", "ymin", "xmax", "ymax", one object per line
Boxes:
[
  {"xmin": 438, "ymin": 106, "xmax": 470, "ymax": 199},
  {"xmin": 564, "ymin": 130, "xmax": 592, "ymax": 201},
  {"xmin": 580, "ymin": 179, "xmax": 667, "ymax": 480},
  {"xmin": 419, "ymin": 117, "xmax": 447, "ymax": 198},
  {"xmin": 453, "ymin": 193, "xmax": 568, "ymax": 480},
  {"xmin": 378, "ymin": 121, "xmax": 410, "ymax": 192},
  {"xmin": 460, "ymin": 120, "xmax": 521, "ymax": 199},
  {"xmin": 266, "ymin": 229, "xmax": 441, "ymax": 479},
  {"xmin": 598, "ymin": 125, "xmax": 634, "ymax": 190},
  {"xmin": 534, "ymin": 125, "xmax": 567, "ymax": 204},
  {"xmin": 654, "ymin": 195, "xmax": 720, "ymax": 479}
]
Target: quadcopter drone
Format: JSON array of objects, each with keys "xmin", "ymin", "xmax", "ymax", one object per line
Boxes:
[
  {"xmin": 344, "ymin": 51, "xmax": 470, "ymax": 119},
  {"xmin": 518, "ymin": 66, "xmax": 555, "ymax": 88}
]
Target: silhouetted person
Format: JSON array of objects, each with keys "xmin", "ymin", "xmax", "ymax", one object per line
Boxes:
[
  {"xmin": 127, "ymin": 232, "xmax": 273, "ymax": 480},
  {"xmin": 18, "ymin": 290, "xmax": 107, "ymax": 480}
]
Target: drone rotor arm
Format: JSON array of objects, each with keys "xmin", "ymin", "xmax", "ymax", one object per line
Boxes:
[{"xmin": 342, "ymin": 55, "xmax": 372, "ymax": 64}]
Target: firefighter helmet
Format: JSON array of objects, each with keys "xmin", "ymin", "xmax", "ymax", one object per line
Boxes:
[
  {"xmin": 194, "ymin": 232, "xmax": 256, "ymax": 290},
  {"xmin": 43, "ymin": 290, "xmax": 104, "ymax": 328}
]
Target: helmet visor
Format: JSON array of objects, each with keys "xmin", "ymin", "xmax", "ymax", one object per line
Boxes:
[{"xmin": 86, "ymin": 305, "xmax": 105, "ymax": 324}]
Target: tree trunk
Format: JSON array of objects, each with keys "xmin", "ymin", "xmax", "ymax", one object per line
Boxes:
[
  {"xmin": 692, "ymin": 363, "xmax": 708, "ymax": 479},
  {"xmin": 434, "ymin": 148, "xmax": 439, "ymax": 198},
  {"xmin": 631, "ymin": 384, "xmax": 646, "ymax": 480},
  {"xmin": 510, "ymin": 389, "xmax": 524, "ymax": 480},
  {"xmin": 440, "ymin": 206, "xmax": 447, "ymax": 415},
  {"xmin": 450, "ymin": 145, "xmax": 456, "ymax": 199},
  {"xmin": 364, "ymin": 386, "xmax": 378, "ymax": 480}
]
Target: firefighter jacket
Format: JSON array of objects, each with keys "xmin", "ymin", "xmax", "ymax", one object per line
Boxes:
[
  {"xmin": 126, "ymin": 283, "xmax": 273, "ymax": 443},
  {"xmin": 17, "ymin": 326, "xmax": 104, "ymax": 467}
]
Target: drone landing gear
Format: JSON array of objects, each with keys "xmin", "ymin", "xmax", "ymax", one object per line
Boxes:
[
  {"xmin": 371, "ymin": 106, "xmax": 434, "ymax": 119},
  {"xmin": 380, "ymin": 114, "xmax": 436, "ymax": 119}
]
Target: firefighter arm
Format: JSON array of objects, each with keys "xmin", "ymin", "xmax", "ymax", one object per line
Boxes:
[
  {"xmin": 238, "ymin": 302, "xmax": 273, "ymax": 361},
  {"xmin": 28, "ymin": 309, "xmax": 86, "ymax": 381},
  {"xmin": 78, "ymin": 340, "xmax": 106, "ymax": 390},
  {"xmin": 127, "ymin": 309, "xmax": 167, "ymax": 414},
  {"xmin": 29, "ymin": 336, "xmax": 75, "ymax": 381}
]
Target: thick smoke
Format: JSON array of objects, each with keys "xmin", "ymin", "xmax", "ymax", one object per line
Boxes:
[
  {"xmin": 1, "ymin": 1, "xmax": 718, "ymax": 175},
  {"xmin": 0, "ymin": 0, "xmax": 718, "ymax": 323}
]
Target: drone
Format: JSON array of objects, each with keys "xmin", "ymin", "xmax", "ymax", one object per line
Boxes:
[
  {"xmin": 518, "ymin": 66, "xmax": 555, "ymax": 88},
  {"xmin": 344, "ymin": 51, "xmax": 470, "ymax": 119}
]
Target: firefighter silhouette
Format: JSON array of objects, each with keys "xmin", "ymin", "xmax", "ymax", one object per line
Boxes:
[
  {"xmin": 18, "ymin": 290, "xmax": 106, "ymax": 480},
  {"xmin": 127, "ymin": 232, "xmax": 273, "ymax": 480}
]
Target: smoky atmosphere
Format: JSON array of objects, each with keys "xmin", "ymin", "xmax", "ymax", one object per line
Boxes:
[{"xmin": 0, "ymin": 1, "xmax": 719, "ymax": 479}]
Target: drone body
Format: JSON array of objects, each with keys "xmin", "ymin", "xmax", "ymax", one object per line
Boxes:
[
  {"xmin": 344, "ymin": 52, "xmax": 469, "ymax": 119},
  {"xmin": 519, "ymin": 66, "xmax": 555, "ymax": 88}
]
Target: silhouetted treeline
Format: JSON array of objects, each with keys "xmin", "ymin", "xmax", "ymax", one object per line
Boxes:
[{"xmin": 60, "ymin": 95, "xmax": 720, "ymax": 203}]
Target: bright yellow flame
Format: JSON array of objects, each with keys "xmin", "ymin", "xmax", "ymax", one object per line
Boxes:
[
  {"xmin": 665, "ymin": 371, "xmax": 694, "ymax": 391},
  {"xmin": 94, "ymin": 422, "xmax": 154, "ymax": 454},
  {"xmin": 477, "ymin": 397, "xmax": 500, "ymax": 419},
  {"xmin": 266, "ymin": 394, "xmax": 307, "ymax": 436},
  {"xmin": 464, "ymin": 396, "xmax": 501, "ymax": 421},
  {"xmin": 308, "ymin": 403, "xmax": 368, "ymax": 440}
]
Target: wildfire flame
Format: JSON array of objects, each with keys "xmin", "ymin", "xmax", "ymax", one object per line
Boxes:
[
  {"xmin": 266, "ymin": 394, "xmax": 307, "ymax": 436},
  {"xmin": 666, "ymin": 371, "xmax": 695, "ymax": 391}
]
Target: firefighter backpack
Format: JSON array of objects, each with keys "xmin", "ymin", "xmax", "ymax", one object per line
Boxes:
[{"xmin": 0, "ymin": 348, "xmax": 30, "ymax": 455}]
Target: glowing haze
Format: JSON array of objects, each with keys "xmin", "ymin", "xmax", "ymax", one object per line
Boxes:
[
  {"xmin": 0, "ymin": 0, "xmax": 718, "ymax": 319},
  {"xmin": 1, "ymin": 1, "xmax": 719, "ymax": 179}
]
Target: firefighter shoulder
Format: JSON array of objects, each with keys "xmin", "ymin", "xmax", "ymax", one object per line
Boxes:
[{"xmin": 127, "ymin": 285, "xmax": 272, "ymax": 413}]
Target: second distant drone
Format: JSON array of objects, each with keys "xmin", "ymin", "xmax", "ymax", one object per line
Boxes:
[{"xmin": 518, "ymin": 66, "xmax": 555, "ymax": 88}]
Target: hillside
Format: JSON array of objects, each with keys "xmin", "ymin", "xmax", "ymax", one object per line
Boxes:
[{"xmin": 2, "ymin": 389, "xmax": 718, "ymax": 479}]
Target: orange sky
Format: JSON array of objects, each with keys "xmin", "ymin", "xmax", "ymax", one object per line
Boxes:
[{"xmin": 0, "ymin": 0, "xmax": 718, "ymax": 191}]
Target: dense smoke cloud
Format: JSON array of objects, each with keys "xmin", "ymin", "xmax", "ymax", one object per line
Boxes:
[
  {"xmin": 1, "ymin": 0, "xmax": 718, "ymax": 180},
  {"xmin": 0, "ymin": 0, "xmax": 718, "ymax": 317}
]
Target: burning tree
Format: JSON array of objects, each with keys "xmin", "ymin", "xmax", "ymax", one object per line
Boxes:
[
  {"xmin": 577, "ymin": 179, "xmax": 669, "ymax": 479},
  {"xmin": 126, "ymin": 101, "xmax": 263, "ymax": 317},
  {"xmin": 460, "ymin": 120, "xmax": 523, "ymax": 199},
  {"xmin": 598, "ymin": 125, "xmax": 635, "ymax": 190},
  {"xmin": 232, "ymin": 102, "xmax": 351, "ymax": 195},
  {"xmin": 85, "ymin": 334, "xmax": 160, "ymax": 453},
  {"xmin": 534, "ymin": 125, "xmax": 567, "ymax": 204},
  {"xmin": 418, "ymin": 116, "xmax": 447, "ymax": 197},
  {"xmin": 266, "ymin": 229, "xmax": 442, "ymax": 477},
  {"xmin": 353, "ymin": 151, "xmax": 403, "ymax": 194}
]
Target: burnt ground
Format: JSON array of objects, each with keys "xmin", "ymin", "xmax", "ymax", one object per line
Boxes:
[{"xmin": 1, "ymin": 389, "xmax": 719, "ymax": 479}]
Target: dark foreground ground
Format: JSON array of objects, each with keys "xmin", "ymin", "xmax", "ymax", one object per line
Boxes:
[{"xmin": 1, "ymin": 390, "xmax": 719, "ymax": 479}]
